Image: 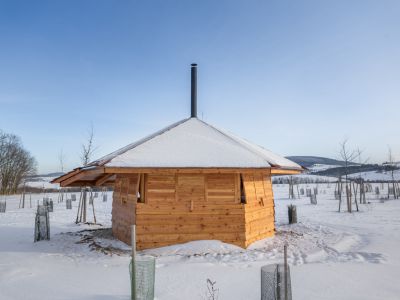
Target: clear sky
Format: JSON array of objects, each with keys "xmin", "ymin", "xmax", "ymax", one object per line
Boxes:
[{"xmin": 1, "ymin": 0, "xmax": 399, "ymax": 174}]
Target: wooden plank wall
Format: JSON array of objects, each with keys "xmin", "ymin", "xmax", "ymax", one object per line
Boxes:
[
  {"xmin": 136, "ymin": 173, "xmax": 245, "ymax": 249},
  {"xmin": 112, "ymin": 171, "xmax": 275, "ymax": 249},
  {"xmin": 242, "ymin": 171, "xmax": 275, "ymax": 247},
  {"xmin": 112, "ymin": 174, "xmax": 138, "ymax": 244}
]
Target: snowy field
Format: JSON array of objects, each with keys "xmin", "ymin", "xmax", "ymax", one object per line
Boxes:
[
  {"xmin": 0, "ymin": 184, "xmax": 399, "ymax": 300},
  {"xmin": 348, "ymin": 169, "xmax": 400, "ymax": 181}
]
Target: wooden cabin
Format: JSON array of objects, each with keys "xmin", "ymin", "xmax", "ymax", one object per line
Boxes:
[{"xmin": 53, "ymin": 64, "xmax": 302, "ymax": 250}]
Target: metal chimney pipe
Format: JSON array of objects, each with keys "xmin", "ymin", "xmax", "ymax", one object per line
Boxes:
[{"xmin": 191, "ymin": 63, "xmax": 197, "ymax": 118}]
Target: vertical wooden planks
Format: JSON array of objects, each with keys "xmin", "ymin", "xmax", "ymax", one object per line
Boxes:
[
  {"xmin": 112, "ymin": 174, "xmax": 140, "ymax": 244},
  {"xmin": 242, "ymin": 171, "xmax": 275, "ymax": 247}
]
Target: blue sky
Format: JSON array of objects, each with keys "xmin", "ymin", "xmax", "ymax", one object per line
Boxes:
[{"xmin": 1, "ymin": 1, "xmax": 399, "ymax": 173}]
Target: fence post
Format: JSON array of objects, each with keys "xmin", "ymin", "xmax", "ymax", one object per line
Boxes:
[{"xmin": 284, "ymin": 245, "xmax": 288, "ymax": 300}]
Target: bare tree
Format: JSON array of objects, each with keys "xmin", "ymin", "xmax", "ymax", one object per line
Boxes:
[
  {"xmin": 387, "ymin": 146, "xmax": 398, "ymax": 199},
  {"xmin": 288, "ymin": 176, "xmax": 300, "ymax": 199},
  {"xmin": 203, "ymin": 279, "xmax": 219, "ymax": 300},
  {"xmin": 338, "ymin": 139, "xmax": 359, "ymax": 213},
  {"xmin": 76, "ymin": 124, "xmax": 98, "ymax": 224},
  {"xmin": 58, "ymin": 149, "xmax": 66, "ymax": 173},
  {"xmin": 81, "ymin": 124, "xmax": 97, "ymax": 166},
  {"xmin": 0, "ymin": 130, "xmax": 37, "ymax": 195},
  {"xmin": 355, "ymin": 148, "xmax": 369, "ymax": 204}
]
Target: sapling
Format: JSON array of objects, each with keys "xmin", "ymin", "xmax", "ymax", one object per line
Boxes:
[{"xmin": 204, "ymin": 278, "xmax": 219, "ymax": 300}]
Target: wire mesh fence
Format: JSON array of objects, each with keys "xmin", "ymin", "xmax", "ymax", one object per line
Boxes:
[
  {"xmin": 129, "ymin": 255, "xmax": 156, "ymax": 300},
  {"xmin": 43, "ymin": 198, "xmax": 53, "ymax": 212},
  {"xmin": 66, "ymin": 199, "xmax": 72, "ymax": 209},
  {"xmin": 261, "ymin": 263, "xmax": 292, "ymax": 300},
  {"xmin": 309, "ymin": 194, "xmax": 317, "ymax": 205},
  {"xmin": 34, "ymin": 205, "xmax": 50, "ymax": 242},
  {"xmin": 0, "ymin": 200, "xmax": 6, "ymax": 213},
  {"xmin": 288, "ymin": 205, "xmax": 297, "ymax": 224}
]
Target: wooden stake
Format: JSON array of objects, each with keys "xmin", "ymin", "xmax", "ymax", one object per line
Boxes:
[
  {"xmin": 22, "ymin": 183, "xmax": 26, "ymax": 208},
  {"xmin": 131, "ymin": 225, "xmax": 137, "ymax": 300},
  {"xmin": 19, "ymin": 193, "xmax": 22, "ymax": 209},
  {"xmin": 284, "ymin": 244, "xmax": 288, "ymax": 300},
  {"xmin": 92, "ymin": 193, "xmax": 97, "ymax": 224},
  {"xmin": 76, "ymin": 189, "xmax": 83, "ymax": 223},
  {"xmin": 83, "ymin": 188, "xmax": 87, "ymax": 223}
]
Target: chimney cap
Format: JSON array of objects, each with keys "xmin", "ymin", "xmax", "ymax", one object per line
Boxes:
[{"xmin": 191, "ymin": 63, "xmax": 197, "ymax": 67}]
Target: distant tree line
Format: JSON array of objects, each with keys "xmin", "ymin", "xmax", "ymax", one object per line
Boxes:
[
  {"xmin": 311, "ymin": 164, "xmax": 391, "ymax": 177},
  {"xmin": 0, "ymin": 130, "xmax": 37, "ymax": 194},
  {"xmin": 272, "ymin": 176, "xmax": 334, "ymax": 184}
]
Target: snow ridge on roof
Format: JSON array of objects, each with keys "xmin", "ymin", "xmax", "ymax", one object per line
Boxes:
[{"xmin": 89, "ymin": 118, "xmax": 301, "ymax": 170}]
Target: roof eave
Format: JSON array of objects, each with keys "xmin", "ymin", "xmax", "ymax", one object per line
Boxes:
[
  {"xmin": 53, "ymin": 166, "xmax": 106, "ymax": 187},
  {"xmin": 104, "ymin": 166, "xmax": 273, "ymax": 174},
  {"xmin": 270, "ymin": 166, "xmax": 304, "ymax": 176}
]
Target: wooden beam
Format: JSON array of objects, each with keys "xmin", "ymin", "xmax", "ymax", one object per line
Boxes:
[
  {"xmin": 95, "ymin": 173, "xmax": 115, "ymax": 186},
  {"xmin": 61, "ymin": 180, "xmax": 97, "ymax": 187},
  {"xmin": 235, "ymin": 173, "xmax": 240, "ymax": 203},
  {"xmin": 270, "ymin": 168, "xmax": 302, "ymax": 175},
  {"xmin": 104, "ymin": 167, "xmax": 271, "ymax": 175},
  {"xmin": 101, "ymin": 180, "xmax": 115, "ymax": 187},
  {"xmin": 51, "ymin": 169, "xmax": 80, "ymax": 183},
  {"xmin": 59, "ymin": 167, "xmax": 105, "ymax": 187}
]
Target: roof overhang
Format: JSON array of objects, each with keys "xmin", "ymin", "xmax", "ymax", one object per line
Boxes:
[
  {"xmin": 51, "ymin": 167, "xmax": 112, "ymax": 187},
  {"xmin": 52, "ymin": 166, "xmax": 303, "ymax": 187},
  {"xmin": 270, "ymin": 167, "xmax": 303, "ymax": 176}
]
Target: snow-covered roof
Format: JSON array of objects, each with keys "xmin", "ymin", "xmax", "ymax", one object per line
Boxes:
[{"xmin": 88, "ymin": 118, "xmax": 301, "ymax": 170}]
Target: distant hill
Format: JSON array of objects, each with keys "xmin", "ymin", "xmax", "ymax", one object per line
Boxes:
[
  {"xmin": 28, "ymin": 172, "xmax": 64, "ymax": 179},
  {"xmin": 286, "ymin": 156, "xmax": 399, "ymax": 179},
  {"xmin": 285, "ymin": 156, "xmax": 355, "ymax": 168}
]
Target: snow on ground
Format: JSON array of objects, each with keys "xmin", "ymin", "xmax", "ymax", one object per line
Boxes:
[
  {"xmin": 1, "ymin": 184, "xmax": 400, "ymax": 299},
  {"xmin": 348, "ymin": 169, "xmax": 400, "ymax": 181},
  {"xmin": 307, "ymin": 164, "xmax": 341, "ymax": 172}
]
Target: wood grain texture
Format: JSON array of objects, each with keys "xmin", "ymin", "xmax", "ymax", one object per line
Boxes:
[
  {"xmin": 242, "ymin": 171, "xmax": 275, "ymax": 247},
  {"xmin": 111, "ymin": 171, "xmax": 275, "ymax": 249}
]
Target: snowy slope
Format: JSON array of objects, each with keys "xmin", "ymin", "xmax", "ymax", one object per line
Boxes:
[
  {"xmin": 23, "ymin": 176, "xmax": 60, "ymax": 189},
  {"xmin": 348, "ymin": 169, "xmax": 400, "ymax": 181},
  {"xmin": 307, "ymin": 164, "xmax": 341, "ymax": 172}
]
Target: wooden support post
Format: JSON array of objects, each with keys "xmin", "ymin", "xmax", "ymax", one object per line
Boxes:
[
  {"xmin": 131, "ymin": 225, "xmax": 136, "ymax": 300},
  {"xmin": 83, "ymin": 188, "xmax": 87, "ymax": 223}
]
